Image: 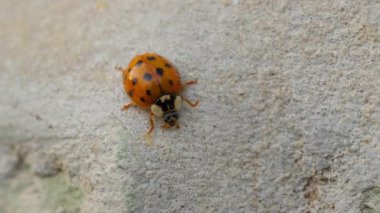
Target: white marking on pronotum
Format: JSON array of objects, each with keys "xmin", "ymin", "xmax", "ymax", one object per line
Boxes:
[
  {"xmin": 151, "ymin": 104, "xmax": 163, "ymax": 117},
  {"xmin": 159, "ymin": 95, "xmax": 171, "ymax": 102},
  {"xmin": 174, "ymin": 96, "xmax": 182, "ymax": 112}
]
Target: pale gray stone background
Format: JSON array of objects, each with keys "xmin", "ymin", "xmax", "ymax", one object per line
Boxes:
[{"xmin": 1, "ymin": 0, "xmax": 380, "ymax": 212}]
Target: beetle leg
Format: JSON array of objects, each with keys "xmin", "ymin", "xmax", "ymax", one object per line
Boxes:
[
  {"xmin": 184, "ymin": 79, "xmax": 197, "ymax": 88},
  {"xmin": 115, "ymin": 66, "xmax": 124, "ymax": 72},
  {"xmin": 147, "ymin": 112, "xmax": 155, "ymax": 134},
  {"xmin": 180, "ymin": 96, "xmax": 199, "ymax": 107},
  {"xmin": 161, "ymin": 123, "xmax": 171, "ymax": 129},
  {"xmin": 121, "ymin": 102, "xmax": 136, "ymax": 111}
]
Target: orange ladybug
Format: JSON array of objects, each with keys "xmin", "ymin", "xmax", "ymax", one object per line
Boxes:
[{"xmin": 116, "ymin": 52, "xmax": 198, "ymax": 134}]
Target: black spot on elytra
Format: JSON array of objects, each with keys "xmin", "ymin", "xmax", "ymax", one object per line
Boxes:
[
  {"xmin": 146, "ymin": 56, "xmax": 156, "ymax": 61},
  {"xmin": 146, "ymin": 90, "xmax": 152, "ymax": 96},
  {"xmin": 140, "ymin": 97, "xmax": 145, "ymax": 102},
  {"xmin": 168, "ymin": 79, "xmax": 174, "ymax": 86},
  {"xmin": 135, "ymin": 60, "xmax": 143, "ymax": 67},
  {"xmin": 156, "ymin": 68, "xmax": 164, "ymax": 76},
  {"xmin": 132, "ymin": 78, "xmax": 138, "ymax": 85},
  {"xmin": 128, "ymin": 68, "xmax": 131, "ymax": 72},
  {"xmin": 143, "ymin": 73, "xmax": 153, "ymax": 81},
  {"xmin": 165, "ymin": 63, "xmax": 172, "ymax": 68},
  {"xmin": 128, "ymin": 90, "xmax": 133, "ymax": 97}
]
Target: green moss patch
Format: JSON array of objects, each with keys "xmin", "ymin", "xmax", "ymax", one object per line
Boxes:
[
  {"xmin": 0, "ymin": 172, "xmax": 83, "ymax": 213},
  {"xmin": 360, "ymin": 186, "xmax": 380, "ymax": 213},
  {"xmin": 40, "ymin": 174, "xmax": 83, "ymax": 212}
]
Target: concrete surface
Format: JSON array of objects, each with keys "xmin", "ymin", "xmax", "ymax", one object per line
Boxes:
[{"xmin": 1, "ymin": 0, "xmax": 380, "ymax": 212}]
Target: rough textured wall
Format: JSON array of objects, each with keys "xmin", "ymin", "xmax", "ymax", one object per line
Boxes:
[{"xmin": 1, "ymin": 0, "xmax": 380, "ymax": 212}]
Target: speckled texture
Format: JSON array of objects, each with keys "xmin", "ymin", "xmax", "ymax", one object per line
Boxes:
[{"xmin": 1, "ymin": 0, "xmax": 380, "ymax": 212}]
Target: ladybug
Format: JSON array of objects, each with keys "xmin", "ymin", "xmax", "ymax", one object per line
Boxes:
[{"xmin": 116, "ymin": 52, "xmax": 198, "ymax": 135}]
